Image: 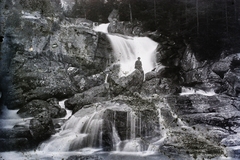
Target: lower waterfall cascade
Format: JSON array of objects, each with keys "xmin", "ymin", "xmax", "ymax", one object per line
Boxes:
[{"xmin": 39, "ymin": 102, "xmax": 162, "ymax": 153}]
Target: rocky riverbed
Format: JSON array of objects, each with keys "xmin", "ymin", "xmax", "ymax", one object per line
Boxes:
[{"xmin": 1, "ymin": 0, "xmax": 240, "ymax": 160}]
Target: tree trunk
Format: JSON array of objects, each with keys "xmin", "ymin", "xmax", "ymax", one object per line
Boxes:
[
  {"xmin": 196, "ymin": 0, "xmax": 199, "ymax": 35},
  {"xmin": 129, "ymin": 3, "xmax": 132, "ymax": 22},
  {"xmin": 154, "ymin": 0, "xmax": 157, "ymax": 27},
  {"xmin": 225, "ymin": 0, "xmax": 228, "ymax": 34}
]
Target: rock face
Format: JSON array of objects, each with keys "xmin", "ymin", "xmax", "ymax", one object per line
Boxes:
[
  {"xmin": 17, "ymin": 99, "xmax": 66, "ymax": 118},
  {"xmin": 1, "ymin": 0, "xmax": 240, "ymax": 159},
  {"xmin": 0, "ymin": 127, "xmax": 33, "ymax": 151},
  {"xmin": 65, "ymin": 83, "xmax": 110, "ymax": 113},
  {"xmin": 0, "ymin": 0, "xmax": 112, "ymax": 150}
]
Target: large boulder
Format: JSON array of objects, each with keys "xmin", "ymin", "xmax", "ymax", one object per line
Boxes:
[
  {"xmin": 29, "ymin": 111, "xmax": 55, "ymax": 142},
  {"xmin": 223, "ymin": 71, "xmax": 240, "ymax": 97},
  {"xmin": 0, "ymin": 128, "xmax": 33, "ymax": 151},
  {"xmin": 109, "ymin": 68, "xmax": 144, "ymax": 95},
  {"xmin": 65, "ymin": 83, "xmax": 110, "ymax": 113},
  {"xmin": 17, "ymin": 99, "xmax": 66, "ymax": 118}
]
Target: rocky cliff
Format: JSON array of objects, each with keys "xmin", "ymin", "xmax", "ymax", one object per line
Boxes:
[{"xmin": 1, "ymin": 0, "xmax": 240, "ymax": 159}]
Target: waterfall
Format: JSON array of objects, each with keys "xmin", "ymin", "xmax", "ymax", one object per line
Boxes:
[
  {"xmin": 59, "ymin": 99, "xmax": 72, "ymax": 119},
  {"xmin": 39, "ymin": 102, "xmax": 155, "ymax": 153},
  {"xmin": 130, "ymin": 112, "xmax": 136, "ymax": 139},
  {"xmin": 104, "ymin": 73, "xmax": 109, "ymax": 83},
  {"xmin": 0, "ymin": 105, "xmax": 31, "ymax": 129},
  {"xmin": 94, "ymin": 24, "xmax": 158, "ymax": 77},
  {"xmin": 180, "ymin": 87, "xmax": 216, "ymax": 96},
  {"xmin": 38, "ymin": 24, "xmax": 161, "ymax": 154},
  {"xmin": 40, "ymin": 106, "xmax": 105, "ymax": 151}
]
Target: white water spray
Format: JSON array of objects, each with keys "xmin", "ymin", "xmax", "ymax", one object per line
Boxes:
[
  {"xmin": 94, "ymin": 24, "xmax": 158, "ymax": 77},
  {"xmin": 0, "ymin": 106, "xmax": 31, "ymax": 129},
  {"xmin": 180, "ymin": 87, "xmax": 216, "ymax": 96},
  {"xmin": 59, "ymin": 99, "xmax": 72, "ymax": 119},
  {"xmin": 104, "ymin": 73, "xmax": 109, "ymax": 83}
]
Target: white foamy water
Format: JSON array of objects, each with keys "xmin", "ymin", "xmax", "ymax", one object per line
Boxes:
[
  {"xmin": 39, "ymin": 103, "xmax": 132, "ymax": 152},
  {"xmin": 0, "ymin": 106, "xmax": 31, "ymax": 129},
  {"xmin": 59, "ymin": 99, "xmax": 72, "ymax": 119},
  {"xmin": 94, "ymin": 23, "xmax": 109, "ymax": 33},
  {"xmin": 180, "ymin": 87, "xmax": 216, "ymax": 96},
  {"xmin": 94, "ymin": 24, "xmax": 158, "ymax": 77}
]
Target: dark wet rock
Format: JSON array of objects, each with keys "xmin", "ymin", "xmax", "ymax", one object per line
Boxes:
[
  {"xmin": 17, "ymin": 99, "xmax": 66, "ymax": 118},
  {"xmin": 29, "ymin": 111, "xmax": 55, "ymax": 142},
  {"xmin": 109, "ymin": 69, "xmax": 144, "ymax": 95},
  {"xmin": 17, "ymin": 99, "xmax": 49, "ymax": 118},
  {"xmin": 181, "ymin": 47, "xmax": 205, "ymax": 71},
  {"xmin": 145, "ymin": 71, "xmax": 157, "ymax": 81},
  {"xmin": 166, "ymin": 94, "xmax": 240, "ymax": 136},
  {"xmin": 73, "ymin": 72, "xmax": 106, "ymax": 92},
  {"xmin": 166, "ymin": 129, "xmax": 224, "ymax": 158},
  {"xmin": 1, "ymin": 10, "xmax": 112, "ymax": 110},
  {"xmin": 141, "ymin": 77, "xmax": 180, "ymax": 98},
  {"xmin": 65, "ymin": 83, "xmax": 110, "ymax": 112},
  {"xmin": 4, "ymin": 86, "xmax": 26, "ymax": 110},
  {"xmin": 141, "ymin": 78, "xmax": 161, "ymax": 96},
  {"xmin": 0, "ymin": 127, "xmax": 33, "ymax": 151},
  {"xmin": 67, "ymin": 155, "xmax": 104, "ymax": 160},
  {"xmin": 0, "ymin": 128, "xmax": 32, "ymax": 139},
  {"xmin": 0, "ymin": 138, "xmax": 31, "ymax": 152},
  {"xmin": 212, "ymin": 61, "xmax": 231, "ymax": 78},
  {"xmin": 101, "ymin": 109, "xmax": 115, "ymax": 151},
  {"xmin": 223, "ymin": 70, "xmax": 240, "ymax": 97},
  {"xmin": 221, "ymin": 134, "xmax": 240, "ymax": 147}
]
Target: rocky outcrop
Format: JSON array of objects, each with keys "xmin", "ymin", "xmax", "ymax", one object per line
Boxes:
[
  {"xmin": 0, "ymin": 2, "xmax": 113, "ymax": 151},
  {"xmin": 0, "ymin": 127, "xmax": 33, "ymax": 151},
  {"xmin": 29, "ymin": 111, "xmax": 55, "ymax": 142},
  {"xmin": 65, "ymin": 83, "xmax": 110, "ymax": 113},
  {"xmin": 108, "ymin": 65, "xmax": 144, "ymax": 95},
  {"xmin": 17, "ymin": 99, "xmax": 66, "ymax": 118},
  {"xmin": 1, "ymin": 12, "xmax": 112, "ymax": 110},
  {"xmin": 1, "ymin": 1, "xmax": 240, "ymax": 159},
  {"xmin": 67, "ymin": 155, "xmax": 104, "ymax": 160}
]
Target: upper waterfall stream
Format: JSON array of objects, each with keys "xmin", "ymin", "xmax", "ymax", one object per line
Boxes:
[{"xmin": 94, "ymin": 24, "xmax": 158, "ymax": 77}]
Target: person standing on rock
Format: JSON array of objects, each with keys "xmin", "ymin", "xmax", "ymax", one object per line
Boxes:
[
  {"xmin": 135, "ymin": 57, "xmax": 142, "ymax": 70},
  {"xmin": 135, "ymin": 57, "xmax": 144, "ymax": 77},
  {"xmin": 134, "ymin": 57, "xmax": 144, "ymax": 86}
]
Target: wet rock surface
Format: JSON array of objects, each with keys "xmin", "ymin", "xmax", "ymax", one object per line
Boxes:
[
  {"xmin": 29, "ymin": 111, "xmax": 55, "ymax": 142},
  {"xmin": 1, "ymin": 1, "xmax": 240, "ymax": 159},
  {"xmin": 17, "ymin": 99, "xmax": 66, "ymax": 118}
]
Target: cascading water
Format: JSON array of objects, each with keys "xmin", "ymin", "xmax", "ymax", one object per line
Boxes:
[
  {"xmin": 0, "ymin": 105, "xmax": 31, "ymax": 129},
  {"xmin": 180, "ymin": 87, "xmax": 216, "ymax": 96},
  {"xmin": 37, "ymin": 24, "xmax": 162, "ymax": 156},
  {"xmin": 39, "ymin": 102, "xmax": 151, "ymax": 152},
  {"xmin": 40, "ymin": 106, "xmax": 105, "ymax": 152},
  {"xmin": 94, "ymin": 24, "xmax": 158, "ymax": 77}
]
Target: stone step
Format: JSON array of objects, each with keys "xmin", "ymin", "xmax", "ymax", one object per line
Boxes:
[
  {"xmin": 0, "ymin": 128, "xmax": 32, "ymax": 139},
  {"xmin": 227, "ymin": 146, "xmax": 240, "ymax": 159},
  {"xmin": 0, "ymin": 127, "xmax": 35, "ymax": 151},
  {"xmin": 0, "ymin": 138, "xmax": 32, "ymax": 151}
]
